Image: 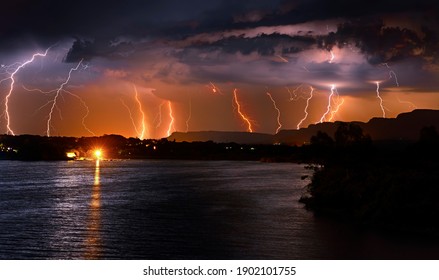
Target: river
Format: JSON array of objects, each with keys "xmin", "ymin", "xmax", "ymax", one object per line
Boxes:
[{"xmin": 0, "ymin": 160, "xmax": 438, "ymax": 259}]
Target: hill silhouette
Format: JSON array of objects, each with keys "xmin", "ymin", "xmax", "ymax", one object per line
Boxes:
[{"xmin": 168, "ymin": 109, "xmax": 439, "ymax": 145}]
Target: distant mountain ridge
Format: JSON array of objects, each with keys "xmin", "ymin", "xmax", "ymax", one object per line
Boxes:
[{"xmin": 167, "ymin": 109, "xmax": 439, "ymax": 145}]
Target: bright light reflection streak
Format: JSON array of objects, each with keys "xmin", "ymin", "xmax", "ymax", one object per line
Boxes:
[
  {"xmin": 297, "ymin": 86, "xmax": 314, "ymax": 129},
  {"xmin": 233, "ymin": 89, "xmax": 253, "ymax": 133},
  {"xmin": 1, "ymin": 49, "xmax": 49, "ymax": 135},
  {"xmin": 266, "ymin": 91, "xmax": 282, "ymax": 134},
  {"xmin": 85, "ymin": 158, "xmax": 102, "ymax": 259}
]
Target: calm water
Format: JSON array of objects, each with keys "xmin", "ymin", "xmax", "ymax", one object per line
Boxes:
[{"xmin": 0, "ymin": 160, "xmax": 438, "ymax": 259}]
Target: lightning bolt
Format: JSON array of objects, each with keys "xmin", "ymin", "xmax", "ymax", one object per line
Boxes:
[
  {"xmin": 287, "ymin": 84, "xmax": 305, "ymax": 101},
  {"xmin": 1, "ymin": 49, "xmax": 49, "ymax": 135},
  {"xmin": 328, "ymin": 97, "xmax": 345, "ymax": 122},
  {"xmin": 155, "ymin": 101, "xmax": 165, "ymax": 129},
  {"xmin": 133, "ymin": 85, "xmax": 147, "ymax": 140},
  {"xmin": 383, "ymin": 63, "xmax": 417, "ymax": 110},
  {"xmin": 375, "ymin": 81, "xmax": 386, "ymax": 118},
  {"xmin": 329, "ymin": 50, "xmax": 335, "ymax": 64},
  {"xmin": 208, "ymin": 82, "xmax": 223, "ymax": 95},
  {"xmin": 24, "ymin": 81, "xmax": 95, "ymax": 136},
  {"xmin": 167, "ymin": 101, "xmax": 175, "ymax": 137},
  {"xmin": 46, "ymin": 60, "xmax": 83, "ymax": 136},
  {"xmin": 266, "ymin": 91, "xmax": 282, "ymax": 134},
  {"xmin": 67, "ymin": 92, "xmax": 95, "ymax": 136},
  {"xmin": 232, "ymin": 88, "xmax": 253, "ymax": 133},
  {"xmin": 120, "ymin": 98, "xmax": 141, "ymax": 137},
  {"xmin": 382, "ymin": 63, "xmax": 400, "ymax": 87},
  {"xmin": 319, "ymin": 85, "xmax": 336, "ymax": 123},
  {"xmin": 389, "ymin": 70, "xmax": 400, "ymax": 87},
  {"xmin": 275, "ymin": 54, "xmax": 289, "ymax": 63},
  {"xmin": 297, "ymin": 86, "xmax": 314, "ymax": 129},
  {"xmin": 396, "ymin": 96, "xmax": 417, "ymax": 110},
  {"xmin": 186, "ymin": 99, "xmax": 192, "ymax": 133}
]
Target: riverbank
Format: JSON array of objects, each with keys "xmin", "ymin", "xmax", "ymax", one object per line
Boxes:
[{"xmin": 300, "ymin": 125, "xmax": 439, "ymax": 236}]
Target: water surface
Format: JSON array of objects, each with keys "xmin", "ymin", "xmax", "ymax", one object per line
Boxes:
[{"xmin": 0, "ymin": 160, "xmax": 438, "ymax": 259}]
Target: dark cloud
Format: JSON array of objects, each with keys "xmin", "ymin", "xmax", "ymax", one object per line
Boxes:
[
  {"xmin": 316, "ymin": 17, "xmax": 439, "ymax": 65},
  {"xmin": 3, "ymin": 0, "xmax": 438, "ymax": 72},
  {"xmin": 185, "ymin": 33, "xmax": 315, "ymax": 57}
]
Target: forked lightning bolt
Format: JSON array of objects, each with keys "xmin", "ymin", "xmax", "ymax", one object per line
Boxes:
[
  {"xmin": 266, "ymin": 91, "xmax": 282, "ymax": 134},
  {"xmin": 297, "ymin": 86, "xmax": 314, "ymax": 129},
  {"xmin": 1, "ymin": 49, "xmax": 50, "ymax": 135},
  {"xmin": 46, "ymin": 60, "xmax": 84, "ymax": 136},
  {"xmin": 287, "ymin": 84, "xmax": 305, "ymax": 101},
  {"xmin": 319, "ymin": 85, "xmax": 336, "ymax": 123},
  {"xmin": 383, "ymin": 63, "xmax": 417, "ymax": 110},
  {"xmin": 328, "ymin": 97, "xmax": 345, "ymax": 122}
]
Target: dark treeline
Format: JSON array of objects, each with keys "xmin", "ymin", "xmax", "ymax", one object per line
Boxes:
[
  {"xmin": 0, "ymin": 134, "xmax": 299, "ymax": 161},
  {"xmin": 300, "ymin": 123, "xmax": 439, "ymax": 235}
]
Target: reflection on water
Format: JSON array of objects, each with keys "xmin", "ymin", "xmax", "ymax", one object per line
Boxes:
[
  {"xmin": 84, "ymin": 159, "xmax": 102, "ymax": 259},
  {"xmin": 1, "ymin": 159, "xmax": 439, "ymax": 259}
]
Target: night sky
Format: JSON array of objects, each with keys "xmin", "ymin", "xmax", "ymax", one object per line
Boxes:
[{"xmin": 1, "ymin": 0, "xmax": 438, "ymax": 138}]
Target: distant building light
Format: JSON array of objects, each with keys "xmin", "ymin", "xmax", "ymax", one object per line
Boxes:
[{"xmin": 66, "ymin": 152, "xmax": 77, "ymax": 158}]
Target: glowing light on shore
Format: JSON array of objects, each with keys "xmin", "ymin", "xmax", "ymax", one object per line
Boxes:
[{"xmin": 94, "ymin": 149, "xmax": 102, "ymax": 160}]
